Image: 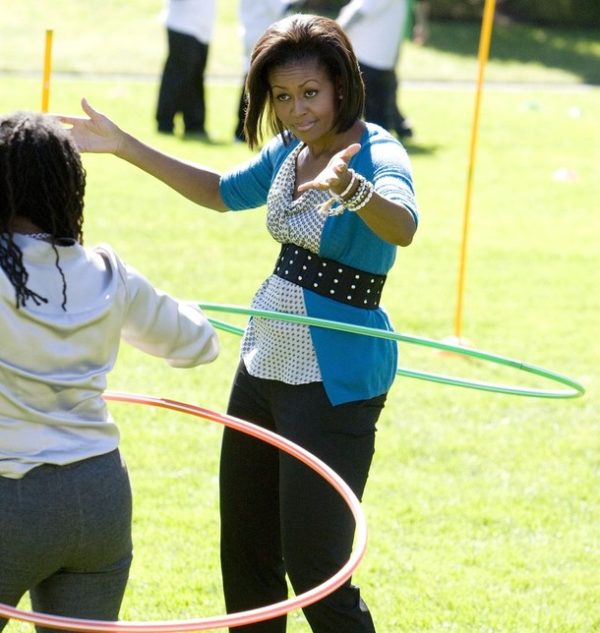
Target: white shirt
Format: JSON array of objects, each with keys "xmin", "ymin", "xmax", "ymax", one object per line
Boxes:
[
  {"xmin": 165, "ymin": 0, "xmax": 218, "ymax": 43},
  {"xmin": 0, "ymin": 236, "xmax": 219, "ymax": 479},
  {"xmin": 338, "ymin": 0, "xmax": 409, "ymax": 69},
  {"xmin": 239, "ymin": 0, "xmax": 289, "ymax": 67}
]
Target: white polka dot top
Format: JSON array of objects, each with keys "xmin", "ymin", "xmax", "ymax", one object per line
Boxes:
[{"xmin": 241, "ymin": 143, "xmax": 330, "ymax": 384}]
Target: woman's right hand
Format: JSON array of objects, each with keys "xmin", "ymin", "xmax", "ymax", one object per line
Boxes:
[
  {"xmin": 57, "ymin": 97, "xmax": 227, "ymax": 212},
  {"xmin": 57, "ymin": 98, "xmax": 124, "ymax": 154}
]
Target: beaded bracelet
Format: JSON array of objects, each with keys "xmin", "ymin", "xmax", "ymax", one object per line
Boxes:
[
  {"xmin": 344, "ymin": 175, "xmax": 374, "ymax": 212},
  {"xmin": 317, "ymin": 172, "xmax": 375, "ymax": 216},
  {"xmin": 346, "ymin": 180, "xmax": 374, "ymax": 212},
  {"xmin": 342, "ymin": 173, "xmax": 367, "ymax": 207}
]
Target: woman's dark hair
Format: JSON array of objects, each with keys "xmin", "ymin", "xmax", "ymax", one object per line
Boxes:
[
  {"xmin": 0, "ymin": 111, "xmax": 85, "ymax": 310},
  {"xmin": 244, "ymin": 13, "xmax": 365, "ymax": 149}
]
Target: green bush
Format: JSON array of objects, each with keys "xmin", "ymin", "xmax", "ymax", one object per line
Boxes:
[
  {"xmin": 430, "ymin": 0, "xmax": 483, "ymax": 21},
  {"xmin": 429, "ymin": 0, "xmax": 600, "ymax": 27},
  {"xmin": 503, "ymin": 0, "xmax": 600, "ymax": 26}
]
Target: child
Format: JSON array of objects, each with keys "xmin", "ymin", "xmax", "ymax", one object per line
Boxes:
[{"xmin": 0, "ymin": 111, "xmax": 219, "ymax": 630}]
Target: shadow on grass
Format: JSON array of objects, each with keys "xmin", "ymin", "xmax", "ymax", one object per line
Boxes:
[
  {"xmin": 427, "ymin": 21, "xmax": 600, "ymax": 84},
  {"xmin": 404, "ymin": 141, "xmax": 441, "ymax": 157}
]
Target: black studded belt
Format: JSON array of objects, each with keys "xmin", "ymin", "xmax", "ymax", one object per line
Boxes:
[{"xmin": 273, "ymin": 243, "xmax": 386, "ymax": 309}]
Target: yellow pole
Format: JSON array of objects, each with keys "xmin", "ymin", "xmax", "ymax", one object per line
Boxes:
[
  {"xmin": 41, "ymin": 29, "xmax": 54, "ymax": 113},
  {"xmin": 453, "ymin": 0, "xmax": 496, "ymax": 342}
]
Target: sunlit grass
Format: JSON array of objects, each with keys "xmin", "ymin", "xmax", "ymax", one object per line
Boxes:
[{"xmin": 1, "ymin": 7, "xmax": 599, "ymax": 632}]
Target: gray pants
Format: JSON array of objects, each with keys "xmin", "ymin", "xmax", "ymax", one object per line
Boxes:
[{"xmin": 0, "ymin": 450, "xmax": 133, "ymax": 633}]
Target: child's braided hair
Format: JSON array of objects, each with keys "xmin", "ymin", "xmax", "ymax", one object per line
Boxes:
[{"xmin": 0, "ymin": 112, "xmax": 85, "ymax": 310}]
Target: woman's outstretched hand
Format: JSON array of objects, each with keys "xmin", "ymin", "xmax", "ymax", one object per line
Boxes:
[
  {"xmin": 297, "ymin": 143, "xmax": 361, "ymax": 195},
  {"xmin": 56, "ymin": 98, "xmax": 124, "ymax": 154}
]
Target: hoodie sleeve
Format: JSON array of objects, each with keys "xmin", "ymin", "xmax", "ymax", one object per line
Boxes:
[{"xmin": 114, "ymin": 254, "xmax": 219, "ymax": 368}]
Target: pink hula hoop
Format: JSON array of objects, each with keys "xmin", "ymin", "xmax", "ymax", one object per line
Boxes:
[{"xmin": 0, "ymin": 391, "xmax": 368, "ymax": 632}]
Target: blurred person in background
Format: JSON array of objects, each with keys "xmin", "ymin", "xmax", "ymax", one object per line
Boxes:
[
  {"xmin": 337, "ymin": 0, "xmax": 429, "ymax": 139},
  {"xmin": 290, "ymin": 0, "xmax": 348, "ymax": 18},
  {"xmin": 234, "ymin": 0, "xmax": 297, "ymax": 142},
  {"xmin": 156, "ymin": 0, "xmax": 217, "ymax": 139}
]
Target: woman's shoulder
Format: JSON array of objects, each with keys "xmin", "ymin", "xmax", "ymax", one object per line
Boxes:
[
  {"xmin": 264, "ymin": 133, "xmax": 301, "ymax": 160},
  {"xmin": 355, "ymin": 122, "xmax": 410, "ymax": 167},
  {"xmin": 361, "ymin": 121, "xmax": 402, "ymax": 146},
  {"xmin": 231, "ymin": 133, "xmax": 300, "ymax": 172},
  {"xmin": 245, "ymin": 133, "xmax": 301, "ymax": 177}
]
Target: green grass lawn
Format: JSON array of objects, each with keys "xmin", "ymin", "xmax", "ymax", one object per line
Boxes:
[{"xmin": 1, "ymin": 4, "xmax": 600, "ymax": 633}]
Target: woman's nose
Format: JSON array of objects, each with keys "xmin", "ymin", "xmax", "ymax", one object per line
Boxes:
[{"xmin": 292, "ymin": 97, "xmax": 307, "ymax": 115}]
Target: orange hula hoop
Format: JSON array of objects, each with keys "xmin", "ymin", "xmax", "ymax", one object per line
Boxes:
[{"xmin": 0, "ymin": 391, "xmax": 368, "ymax": 632}]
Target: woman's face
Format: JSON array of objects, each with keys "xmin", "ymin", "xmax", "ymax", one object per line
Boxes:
[{"xmin": 268, "ymin": 58, "xmax": 339, "ymax": 146}]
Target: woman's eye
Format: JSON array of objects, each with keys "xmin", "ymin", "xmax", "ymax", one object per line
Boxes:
[
  {"xmin": 305, "ymin": 89, "xmax": 318, "ymax": 98},
  {"xmin": 276, "ymin": 94, "xmax": 290, "ymax": 102}
]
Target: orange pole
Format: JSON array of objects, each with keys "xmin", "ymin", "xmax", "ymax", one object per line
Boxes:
[
  {"xmin": 41, "ymin": 29, "xmax": 53, "ymax": 112},
  {"xmin": 453, "ymin": 0, "xmax": 496, "ymax": 341}
]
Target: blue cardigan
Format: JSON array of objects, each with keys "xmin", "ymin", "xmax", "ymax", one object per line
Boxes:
[{"xmin": 219, "ymin": 123, "xmax": 418, "ymax": 405}]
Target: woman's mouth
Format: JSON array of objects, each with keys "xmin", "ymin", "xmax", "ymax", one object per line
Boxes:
[{"xmin": 294, "ymin": 120, "xmax": 316, "ymax": 132}]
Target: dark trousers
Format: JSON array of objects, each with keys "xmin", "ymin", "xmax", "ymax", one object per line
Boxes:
[
  {"xmin": 234, "ymin": 74, "xmax": 248, "ymax": 141},
  {"xmin": 0, "ymin": 450, "xmax": 132, "ymax": 633},
  {"xmin": 156, "ymin": 29, "xmax": 209, "ymax": 134},
  {"xmin": 220, "ymin": 361, "xmax": 385, "ymax": 633},
  {"xmin": 360, "ymin": 63, "xmax": 407, "ymax": 134}
]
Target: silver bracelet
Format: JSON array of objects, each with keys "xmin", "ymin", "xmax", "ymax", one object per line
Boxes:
[
  {"xmin": 343, "ymin": 173, "xmax": 367, "ymax": 207},
  {"xmin": 346, "ymin": 180, "xmax": 374, "ymax": 212},
  {"xmin": 318, "ymin": 172, "xmax": 374, "ymax": 216},
  {"xmin": 344, "ymin": 175, "xmax": 371, "ymax": 209}
]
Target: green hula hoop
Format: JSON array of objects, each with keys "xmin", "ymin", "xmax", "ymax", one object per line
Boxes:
[{"xmin": 198, "ymin": 303, "xmax": 585, "ymax": 400}]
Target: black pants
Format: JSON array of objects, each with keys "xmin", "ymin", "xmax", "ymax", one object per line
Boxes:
[
  {"xmin": 156, "ymin": 29, "xmax": 209, "ymax": 134},
  {"xmin": 234, "ymin": 74, "xmax": 248, "ymax": 141},
  {"xmin": 360, "ymin": 63, "xmax": 407, "ymax": 134},
  {"xmin": 220, "ymin": 361, "xmax": 385, "ymax": 633}
]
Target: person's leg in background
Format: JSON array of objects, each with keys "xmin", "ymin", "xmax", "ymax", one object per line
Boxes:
[
  {"xmin": 234, "ymin": 75, "xmax": 249, "ymax": 142},
  {"xmin": 359, "ymin": 64, "xmax": 390, "ymax": 130},
  {"xmin": 156, "ymin": 29, "xmax": 193, "ymax": 134},
  {"xmin": 390, "ymin": 73, "xmax": 413, "ymax": 139},
  {"xmin": 182, "ymin": 38, "xmax": 209, "ymax": 137}
]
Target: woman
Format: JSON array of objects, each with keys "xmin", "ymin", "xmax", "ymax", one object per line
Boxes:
[
  {"xmin": 60, "ymin": 14, "xmax": 418, "ymax": 633},
  {"xmin": 0, "ymin": 112, "xmax": 219, "ymax": 632}
]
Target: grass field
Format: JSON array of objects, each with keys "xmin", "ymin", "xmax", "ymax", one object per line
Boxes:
[{"xmin": 1, "ymin": 3, "xmax": 600, "ymax": 632}]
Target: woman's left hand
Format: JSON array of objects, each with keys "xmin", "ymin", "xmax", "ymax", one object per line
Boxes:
[{"xmin": 297, "ymin": 143, "xmax": 361, "ymax": 196}]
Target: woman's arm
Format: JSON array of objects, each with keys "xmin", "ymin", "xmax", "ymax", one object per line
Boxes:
[
  {"xmin": 349, "ymin": 191, "xmax": 417, "ymax": 246},
  {"xmin": 58, "ymin": 98, "xmax": 228, "ymax": 212}
]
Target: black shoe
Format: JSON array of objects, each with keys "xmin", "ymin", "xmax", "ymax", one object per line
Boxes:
[
  {"xmin": 395, "ymin": 122, "xmax": 413, "ymax": 139},
  {"xmin": 185, "ymin": 132, "xmax": 212, "ymax": 144}
]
